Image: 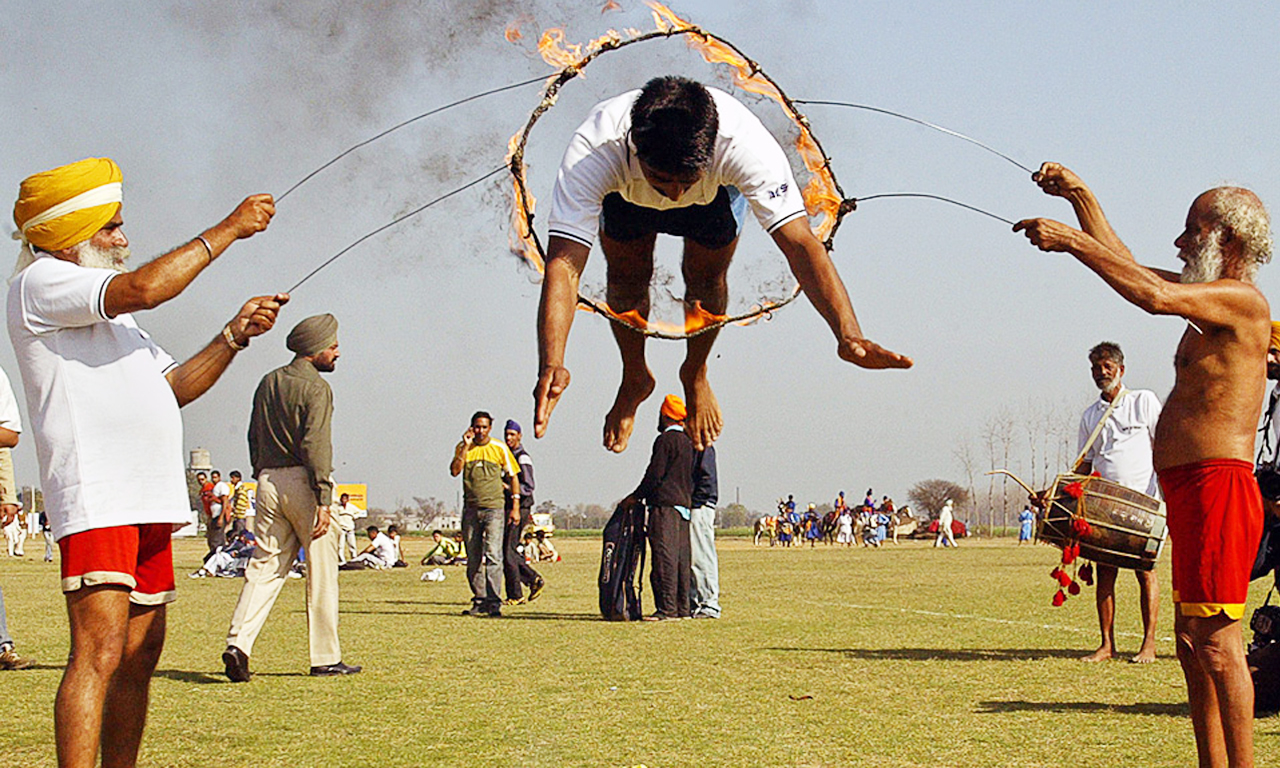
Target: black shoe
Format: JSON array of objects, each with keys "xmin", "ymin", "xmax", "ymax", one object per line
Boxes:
[
  {"xmin": 309, "ymin": 661, "xmax": 362, "ymax": 676},
  {"xmin": 462, "ymin": 606, "xmax": 503, "ymax": 617},
  {"xmin": 527, "ymin": 577, "xmax": 546, "ymax": 603},
  {"xmin": 222, "ymin": 646, "xmax": 251, "ymax": 683}
]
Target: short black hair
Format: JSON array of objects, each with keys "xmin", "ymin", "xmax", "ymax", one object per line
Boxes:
[
  {"xmin": 230, "ymin": 470, "xmax": 242, "ymax": 479},
  {"xmin": 432, "ymin": 529, "xmax": 442, "ymax": 536},
  {"xmin": 630, "ymin": 76, "xmax": 718, "ymax": 176},
  {"xmin": 367, "ymin": 525, "xmax": 379, "ymax": 534},
  {"xmin": 387, "ymin": 524, "xmax": 399, "ymax": 534},
  {"xmin": 1089, "ymin": 341, "xmax": 1124, "ymax": 366},
  {"xmin": 471, "ymin": 411, "xmax": 492, "ymax": 426}
]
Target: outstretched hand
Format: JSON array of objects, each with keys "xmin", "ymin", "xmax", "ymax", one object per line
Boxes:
[
  {"xmin": 228, "ymin": 293, "xmax": 290, "ymax": 345},
  {"xmin": 223, "ymin": 194, "xmax": 276, "ymax": 240},
  {"xmin": 533, "ymin": 365, "xmax": 571, "ymax": 438},
  {"xmin": 1031, "ymin": 162, "xmax": 1086, "ymax": 199},
  {"xmin": 837, "ymin": 337, "xmax": 913, "ymax": 369},
  {"xmin": 1013, "ymin": 218, "xmax": 1081, "ymax": 253}
]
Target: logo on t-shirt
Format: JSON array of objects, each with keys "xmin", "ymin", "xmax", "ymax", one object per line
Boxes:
[{"xmin": 766, "ymin": 182, "xmax": 789, "ymax": 200}]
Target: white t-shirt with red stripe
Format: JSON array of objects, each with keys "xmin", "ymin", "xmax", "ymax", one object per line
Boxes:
[{"xmin": 7, "ymin": 255, "xmax": 189, "ymax": 540}]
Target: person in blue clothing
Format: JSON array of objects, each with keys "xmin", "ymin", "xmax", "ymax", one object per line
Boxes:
[{"xmin": 1018, "ymin": 505, "xmax": 1036, "ymax": 544}]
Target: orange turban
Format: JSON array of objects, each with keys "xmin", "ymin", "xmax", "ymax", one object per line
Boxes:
[
  {"xmin": 13, "ymin": 158, "xmax": 123, "ymax": 252},
  {"xmin": 660, "ymin": 394, "xmax": 686, "ymax": 422},
  {"xmin": 1271, "ymin": 321, "xmax": 1280, "ymax": 353}
]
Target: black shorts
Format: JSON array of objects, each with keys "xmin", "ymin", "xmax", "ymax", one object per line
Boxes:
[{"xmin": 600, "ymin": 186, "xmax": 747, "ymax": 249}]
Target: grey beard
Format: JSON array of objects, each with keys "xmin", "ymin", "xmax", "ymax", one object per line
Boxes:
[
  {"xmin": 75, "ymin": 241, "xmax": 130, "ymax": 273},
  {"xmin": 1179, "ymin": 234, "xmax": 1224, "ymax": 284}
]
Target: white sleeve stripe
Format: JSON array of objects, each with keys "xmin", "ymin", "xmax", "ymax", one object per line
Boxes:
[
  {"xmin": 765, "ymin": 209, "xmax": 807, "ymax": 234},
  {"xmin": 547, "ymin": 229, "xmax": 594, "ymax": 247},
  {"xmin": 96, "ymin": 274, "xmax": 114, "ymax": 320}
]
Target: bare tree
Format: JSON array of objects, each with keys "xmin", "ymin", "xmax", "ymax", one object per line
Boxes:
[
  {"xmin": 953, "ymin": 440, "xmax": 980, "ymax": 522},
  {"xmin": 907, "ymin": 479, "xmax": 970, "ymax": 518}
]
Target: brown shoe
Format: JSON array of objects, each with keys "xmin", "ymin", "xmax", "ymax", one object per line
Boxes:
[{"xmin": 0, "ymin": 647, "xmax": 34, "ymax": 670}]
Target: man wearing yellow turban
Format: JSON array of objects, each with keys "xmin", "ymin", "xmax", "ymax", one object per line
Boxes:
[{"xmin": 7, "ymin": 157, "xmax": 289, "ymax": 767}]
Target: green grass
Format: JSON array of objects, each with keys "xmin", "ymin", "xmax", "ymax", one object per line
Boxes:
[{"xmin": 1, "ymin": 537, "xmax": 1278, "ymax": 767}]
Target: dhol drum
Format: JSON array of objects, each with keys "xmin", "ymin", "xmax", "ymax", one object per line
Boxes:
[{"xmin": 1037, "ymin": 473, "xmax": 1167, "ymax": 571}]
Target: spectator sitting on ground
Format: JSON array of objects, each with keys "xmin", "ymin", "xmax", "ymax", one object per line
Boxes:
[
  {"xmin": 342, "ymin": 526, "xmax": 397, "ymax": 570},
  {"xmin": 421, "ymin": 530, "xmax": 463, "ymax": 566},
  {"xmin": 191, "ymin": 531, "xmax": 257, "ymax": 578},
  {"xmin": 386, "ymin": 524, "xmax": 408, "ymax": 568}
]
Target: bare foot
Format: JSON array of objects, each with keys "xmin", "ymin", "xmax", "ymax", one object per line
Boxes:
[
  {"xmin": 681, "ymin": 365, "xmax": 722, "ymax": 450},
  {"xmin": 1080, "ymin": 647, "xmax": 1113, "ymax": 663},
  {"xmin": 1129, "ymin": 647, "xmax": 1157, "ymax": 664},
  {"xmin": 603, "ymin": 369, "xmax": 655, "ymax": 452}
]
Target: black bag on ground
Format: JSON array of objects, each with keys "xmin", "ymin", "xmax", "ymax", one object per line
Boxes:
[
  {"xmin": 599, "ymin": 500, "xmax": 646, "ymax": 621},
  {"xmin": 1251, "ymin": 513, "xmax": 1280, "ymax": 582}
]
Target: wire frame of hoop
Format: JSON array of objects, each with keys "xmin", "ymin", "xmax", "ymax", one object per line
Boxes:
[{"xmin": 506, "ymin": 23, "xmax": 853, "ymax": 340}]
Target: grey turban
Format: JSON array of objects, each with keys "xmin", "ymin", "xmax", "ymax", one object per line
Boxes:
[{"xmin": 286, "ymin": 313, "xmax": 338, "ymax": 357}]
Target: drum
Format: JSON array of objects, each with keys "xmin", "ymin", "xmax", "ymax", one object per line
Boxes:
[{"xmin": 1037, "ymin": 473, "xmax": 1167, "ymax": 571}]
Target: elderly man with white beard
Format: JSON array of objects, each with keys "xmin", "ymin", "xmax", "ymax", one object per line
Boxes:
[
  {"xmin": 8, "ymin": 157, "xmax": 287, "ymax": 768},
  {"xmin": 1017, "ymin": 162, "xmax": 1272, "ymax": 768}
]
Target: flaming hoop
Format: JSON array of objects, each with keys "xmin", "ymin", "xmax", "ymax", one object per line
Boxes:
[{"xmin": 506, "ymin": 2, "xmax": 854, "ymax": 340}]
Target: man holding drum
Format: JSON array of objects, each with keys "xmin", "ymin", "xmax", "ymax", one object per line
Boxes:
[
  {"xmin": 1075, "ymin": 341, "xmax": 1162, "ymax": 664},
  {"xmin": 1017, "ymin": 163, "xmax": 1271, "ymax": 768}
]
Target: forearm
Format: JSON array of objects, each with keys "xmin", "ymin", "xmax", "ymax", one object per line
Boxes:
[
  {"xmin": 538, "ymin": 239, "xmax": 589, "ymax": 370},
  {"xmin": 167, "ymin": 330, "xmax": 241, "ymax": 407},
  {"xmin": 449, "ymin": 443, "xmax": 465, "ymax": 477},
  {"xmin": 774, "ymin": 222, "xmax": 861, "ymax": 341},
  {"xmin": 1065, "ymin": 188, "xmax": 1132, "ymax": 260},
  {"xmin": 1065, "ymin": 232, "xmax": 1177, "ymax": 315}
]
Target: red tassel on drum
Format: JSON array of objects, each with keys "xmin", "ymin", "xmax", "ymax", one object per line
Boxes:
[
  {"xmin": 1052, "ymin": 589, "xmax": 1067, "ymax": 607},
  {"xmin": 1056, "ymin": 569, "xmax": 1072, "ymax": 588},
  {"xmin": 1062, "ymin": 545, "xmax": 1078, "ymax": 565},
  {"xmin": 1068, "ymin": 581, "xmax": 1081, "ymax": 596},
  {"xmin": 1071, "ymin": 518, "xmax": 1092, "ymax": 536},
  {"xmin": 1080, "ymin": 562, "xmax": 1093, "ymax": 585},
  {"xmin": 1063, "ymin": 482, "xmax": 1085, "ymax": 499}
]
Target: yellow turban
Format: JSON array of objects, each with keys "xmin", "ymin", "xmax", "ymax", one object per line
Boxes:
[
  {"xmin": 660, "ymin": 394, "xmax": 686, "ymax": 422},
  {"xmin": 1271, "ymin": 321, "xmax": 1280, "ymax": 352},
  {"xmin": 13, "ymin": 158, "xmax": 123, "ymax": 252}
]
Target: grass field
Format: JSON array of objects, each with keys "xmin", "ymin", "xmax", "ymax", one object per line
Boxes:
[{"xmin": 1, "ymin": 535, "xmax": 1278, "ymax": 767}]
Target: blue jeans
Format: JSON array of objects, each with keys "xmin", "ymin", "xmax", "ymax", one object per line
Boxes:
[
  {"xmin": 689, "ymin": 505, "xmax": 721, "ymax": 617},
  {"xmin": 463, "ymin": 507, "xmax": 505, "ymax": 611},
  {"xmin": 0, "ymin": 584, "xmax": 12, "ymax": 648}
]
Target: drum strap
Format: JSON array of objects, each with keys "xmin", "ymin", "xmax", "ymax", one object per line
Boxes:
[{"xmin": 1071, "ymin": 388, "xmax": 1124, "ymax": 473}]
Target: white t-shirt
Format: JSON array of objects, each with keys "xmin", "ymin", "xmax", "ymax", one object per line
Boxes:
[
  {"xmin": 211, "ymin": 480, "xmax": 231, "ymax": 516},
  {"xmin": 0, "ymin": 367, "xmax": 22, "ymax": 433},
  {"xmin": 369, "ymin": 532, "xmax": 397, "ymax": 567},
  {"xmin": 547, "ymin": 87, "xmax": 806, "ymax": 247},
  {"xmin": 7, "ymin": 255, "xmax": 189, "ymax": 540},
  {"xmin": 1078, "ymin": 388, "xmax": 1162, "ymax": 497}
]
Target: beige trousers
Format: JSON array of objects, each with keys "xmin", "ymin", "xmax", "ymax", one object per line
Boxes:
[{"xmin": 225, "ymin": 467, "xmax": 342, "ymax": 667}]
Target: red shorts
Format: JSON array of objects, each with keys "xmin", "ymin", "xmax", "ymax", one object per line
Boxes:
[
  {"xmin": 1158, "ymin": 459, "xmax": 1263, "ymax": 620},
  {"xmin": 58, "ymin": 523, "xmax": 177, "ymax": 605}
]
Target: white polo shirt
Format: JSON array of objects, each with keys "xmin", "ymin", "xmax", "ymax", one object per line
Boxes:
[
  {"xmin": 0, "ymin": 366, "xmax": 22, "ymax": 433},
  {"xmin": 7, "ymin": 255, "xmax": 190, "ymax": 540},
  {"xmin": 369, "ymin": 532, "xmax": 397, "ymax": 568},
  {"xmin": 547, "ymin": 87, "xmax": 807, "ymax": 247},
  {"xmin": 1078, "ymin": 388, "xmax": 1162, "ymax": 497}
]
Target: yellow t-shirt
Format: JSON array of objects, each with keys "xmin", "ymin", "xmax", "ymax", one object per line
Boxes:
[{"xmin": 461, "ymin": 440, "xmax": 519, "ymax": 509}]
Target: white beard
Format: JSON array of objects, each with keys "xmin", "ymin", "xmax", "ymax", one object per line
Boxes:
[
  {"xmin": 1179, "ymin": 233, "xmax": 1224, "ymax": 284},
  {"xmin": 74, "ymin": 241, "xmax": 130, "ymax": 273}
]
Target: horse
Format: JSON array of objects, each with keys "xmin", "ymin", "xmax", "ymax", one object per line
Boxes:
[
  {"xmin": 887, "ymin": 507, "xmax": 919, "ymax": 544},
  {"xmin": 753, "ymin": 516, "xmax": 777, "ymax": 546},
  {"xmin": 821, "ymin": 509, "xmax": 841, "ymax": 545}
]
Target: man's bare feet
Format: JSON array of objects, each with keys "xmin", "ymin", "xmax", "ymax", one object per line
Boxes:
[
  {"xmin": 533, "ymin": 366, "xmax": 572, "ymax": 439},
  {"xmin": 1129, "ymin": 646, "xmax": 1157, "ymax": 664},
  {"xmin": 680, "ymin": 365, "xmax": 721, "ymax": 451},
  {"xmin": 1081, "ymin": 646, "xmax": 1114, "ymax": 663},
  {"xmin": 603, "ymin": 369, "xmax": 655, "ymax": 453}
]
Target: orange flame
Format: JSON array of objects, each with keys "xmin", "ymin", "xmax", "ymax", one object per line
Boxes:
[
  {"xmin": 602, "ymin": 0, "xmax": 622, "ymax": 13},
  {"xmin": 646, "ymin": 1, "xmax": 840, "ymax": 238},
  {"xmin": 505, "ymin": 130, "xmax": 543, "ymax": 273},
  {"xmin": 587, "ymin": 300, "xmax": 729, "ymax": 336},
  {"xmin": 504, "ymin": 22, "xmax": 523, "ymax": 42}
]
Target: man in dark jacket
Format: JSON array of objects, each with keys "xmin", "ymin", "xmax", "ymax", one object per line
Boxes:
[{"xmin": 624, "ymin": 395, "xmax": 693, "ymax": 620}]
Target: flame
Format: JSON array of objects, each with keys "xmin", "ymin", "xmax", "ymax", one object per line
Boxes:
[
  {"xmin": 587, "ymin": 300, "xmax": 729, "ymax": 336},
  {"xmin": 602, "ymin": 0, "xmax": 622, "ymax": 12},
  {"xmin": 646, "ymin": 1, "xmax": 841, "ymax": 238},
  {"xmin": 505, "ymin": 129, "xmax": 543, "ymax": 273},
  {"xmin": 504, "ymin": 21, "xmax": 523, "ymax": 42},
  {"xmin": 536, "ymin": 28, "xmax": 627, "ymax": 70}
]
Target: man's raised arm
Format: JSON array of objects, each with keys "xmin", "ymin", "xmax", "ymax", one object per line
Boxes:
[
  {"xmin": 166, "ymin": 294, "xmax": 288, "ymax": 407},
  {"xmin": 533, "ymin": 235, "xmax": 591, "ymax": 437},
  {"xmin": 769, "ymin": 218, "xmax": 912, "ymax": 370}
]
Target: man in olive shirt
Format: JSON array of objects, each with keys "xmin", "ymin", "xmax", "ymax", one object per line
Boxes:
[
  {"xmin": 223, "ymin": 314, "xmax": 360, "ymax": 680},
  {"xmin": 450, "ymin": 411, "xmax": 520, "ymax": 617}
]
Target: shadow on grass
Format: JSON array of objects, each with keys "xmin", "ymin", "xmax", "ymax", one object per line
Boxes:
[
  {"xmin": 978, "ymin": 699, "xmax": 1187, "ymax": 717},
  {"xmin": 153, "ymin": 669, "xmax": 231, "ymax": 684},
  {"xmin": 768, "ymin": 646, "xmax": 1120, "ymax": 661}
]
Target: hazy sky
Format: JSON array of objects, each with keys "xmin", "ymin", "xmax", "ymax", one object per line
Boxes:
[{"xmin": 4, "ymin": 1, "xmax": 1279, "ymax": 514}]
